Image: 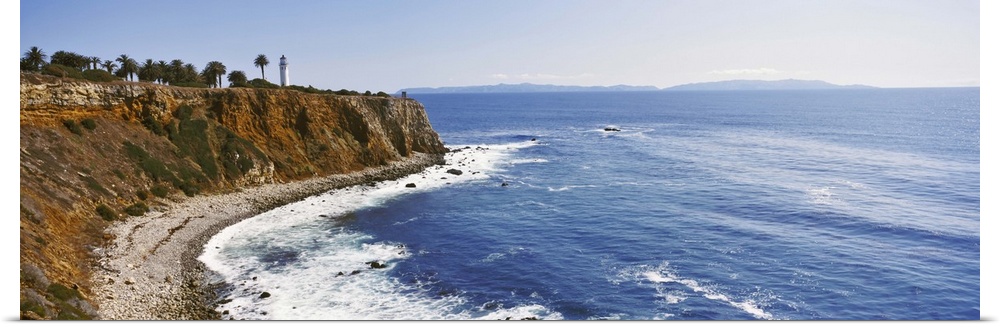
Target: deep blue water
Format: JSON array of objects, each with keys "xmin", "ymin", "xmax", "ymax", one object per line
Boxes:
[{"xmin": 201, "ymin": 89, "xmax": 979, "ymax": 320}]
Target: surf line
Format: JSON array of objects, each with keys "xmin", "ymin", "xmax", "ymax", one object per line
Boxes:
[
  {"xmin": 198, "ymin": 140, "xmax": 542, "ymax": 319},
  {"xmin": 644, "ymin": 266, "xmax": 774, "ymax": 320}
]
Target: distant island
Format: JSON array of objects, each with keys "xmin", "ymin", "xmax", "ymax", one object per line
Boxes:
[
  {"xmin": 398, "ymin": 83, "xmax": 659, "ymax": 94},
  {"xmin": 399, "ymin": 79, "xmax": 876, "ymax": 94},
  {"xmin": 662, "ymin": 79, "xmax": 877, "ymax": 91}
]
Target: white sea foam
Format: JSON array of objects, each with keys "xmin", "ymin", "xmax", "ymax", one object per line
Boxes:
[
  {"xmin": 612, "ymin": 261, "xmax": 775, "ymax": 320},
  {"xmin": 479, "ymin": 247, "xmax": 531, "ymax": 263},
  {"xmin": 508, "ymin": 158, "xmax": 549, "ymax": 165},
  {"xmin": 199, "ymin": 140, "xmax": 557, "ymax": 320},
  {"xmin": 546, "ymin": 185, "xmax": 598, "ymax": 192}
]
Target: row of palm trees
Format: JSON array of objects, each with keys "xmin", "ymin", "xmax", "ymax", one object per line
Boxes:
[{"xmin": 22, "ymin": 47, "xmax": 275, "ymax": 88}]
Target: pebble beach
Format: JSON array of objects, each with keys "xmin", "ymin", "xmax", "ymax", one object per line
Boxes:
[{"xmin": 90, "ymin": 153, "xmax": 444, "ymax": 320}]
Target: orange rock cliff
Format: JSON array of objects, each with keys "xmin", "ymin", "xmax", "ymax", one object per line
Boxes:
[{"xmin": 18, "ymin": 72, "xmax": 447, "ymax": 319}]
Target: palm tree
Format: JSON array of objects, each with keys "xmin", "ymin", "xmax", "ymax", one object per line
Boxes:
[
  {"xmin": 156, "ymin": 60, "xmax": 168, "ymax": 84},
  {"xmin": 253, "ymin": 54, "xmax": 269, "ymax": 80},
  {"xmin": 165, "ymin": 59, "xmax": 185, "ymax": 84},
  {"xmin": 22, "ymin": 46, "xmax": 47, "ymax": 71},
  {"xmin": 90, "ymin": 56, "xmax": 101, "ymax": 70},
  {"xmin": 102, "ymin": 60, "xmax": 117, "ymax": 74},
  {"xmin": 115, "ymin": 54, "xmax": 138, "ymax": 81},
  {"xmin": 182, "ymin": 63, "xmax": 198, "ymax": 83},
  {"xmin": 138, "ymin": 59, "xmax": 159, "ymax": 82},
  {"xmin": 204, "ymin": 61, "xmax": 226, "ymax": 88},
  {"xmin": 200, "ymin": 66, "xmax": 217, "ymax": 88}
]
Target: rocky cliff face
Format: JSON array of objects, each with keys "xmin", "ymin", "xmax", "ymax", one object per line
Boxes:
[{"xmin": 18, "ymin": 73, "xmax": 446, "ymax": 319}]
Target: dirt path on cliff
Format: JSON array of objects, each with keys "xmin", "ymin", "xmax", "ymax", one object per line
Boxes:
[{"xmin": 90, "ymin": 153, "xmax": 443, "ymax": 320}]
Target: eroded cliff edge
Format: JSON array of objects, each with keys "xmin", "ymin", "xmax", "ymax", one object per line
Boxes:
[{"xmin": 19, "ymin": 72, "xmax": 447, "ymax": 319}]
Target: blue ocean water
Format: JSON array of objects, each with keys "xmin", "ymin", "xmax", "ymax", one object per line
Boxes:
[{"xmin": 200, "ymin": 88, "xmax": 979, "ymax": 320}]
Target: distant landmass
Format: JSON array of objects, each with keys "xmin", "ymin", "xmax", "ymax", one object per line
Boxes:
[
  {"xmin": 399, "ymin": 79, "xmax": 876, "ymax": 94},
  {"xmin": 662, "ymin": 79, "xmax": 877, "ymax": 91},
  {"xmin": 398, "ymin": 83, "xmax": 659, "ymax": 94}
]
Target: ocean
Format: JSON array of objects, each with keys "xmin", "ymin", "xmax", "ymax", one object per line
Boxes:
[{"xmin": 199, "ymin": 88, "xmax": 980, "ymax": 320}]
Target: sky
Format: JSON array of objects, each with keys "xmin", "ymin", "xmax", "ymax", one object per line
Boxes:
[{"xmin": 18, "ymin": 0, "xmax": 980, "ymax": 92}]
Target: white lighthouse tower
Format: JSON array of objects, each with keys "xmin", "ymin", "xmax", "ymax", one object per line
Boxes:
[{"xmin": 279, "ymin": 55, "xmax": 289, "ymax": 86}]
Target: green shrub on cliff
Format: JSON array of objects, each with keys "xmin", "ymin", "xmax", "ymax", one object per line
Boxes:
[
  {"xmin": 174, "ymin": 105, "xmax": 194, "ymax": 120},
  {"xmin": 122, "ymin": 141, "xmax": 175, "ymax": 183},
  {"xmin": 46, "ymin": 283, "xmax": 81, "ymax": 301},
  {"xmin": 142, "ymin": 116, "xmax": 165, "ymax": 136},
  {"xmin": 178, "ymin": 182, "xmax": 199, "ymax": 197},
  {"xmin": 96, "ymin": 204, "xmax": 116, "ymax": 221},
  {"xmin": 172, "ymin": 81, "xmax": 210, "ymax": 88},
  {"xmin": 62, "ymin": 119, "xmax": 82, "ymax": 135},
  {"xmin": 42, "ymin": 64, "xmax": 84, "ymax": 79},
  {"xmin": 46, "ymin": 282, "xmax": 95, "ymax": 319},
  {"xmin": 172, "ymin": 118, "xmax": 219, "ymax": 179},
  {"xmin": 150, "ymin": 185, "xmax": 169, "ymax": 197},
  {"xmin": 334, "ymin": 89, "xmax": 359, "ymax": 95},
  {"xmin": 124, "ymin": 202, "xmax": 149, "ymax": 216},
  {"xmin": 227, "ymin": 70, "xmax": 248, "ymax": 87},
  {"xmin": 80, "ymin": 118, "xmax": 97, "ymax": 130},
  {"xmin": 20, "ymin": 299, "xmax": 46, "ymax": 318},
  {"xmin": 82, "ymin": 69, "xmax": 115, "ymax": 82},
  {"xmin": 249, "ymin": 78, "xmax": 279, "ymax": 89}
]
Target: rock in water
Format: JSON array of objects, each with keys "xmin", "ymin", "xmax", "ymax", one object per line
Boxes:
[
  {"xmin": 366, "ymin": 261, "xmax": 387, "ymax": 269},
  {"xmin": 446, "ymin": 169, "xmax": 463, "ymax": 175},
  {"xmin": 405, "ymin": 183, "xmax": 416, "ymax": 188},
  {"xmin": 259, "ymin": 292, "xmax": 271, "ymax": 299}
]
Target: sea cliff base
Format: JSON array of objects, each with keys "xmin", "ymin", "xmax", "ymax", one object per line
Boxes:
[{"xmin": 91, "ymin": 153, "xmax": 444, "ymax": 320}]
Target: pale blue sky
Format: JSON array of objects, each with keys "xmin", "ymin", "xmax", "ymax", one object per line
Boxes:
[{"xmin": 18, "ymin": 0, "xmax": 981, "ymax": 92}]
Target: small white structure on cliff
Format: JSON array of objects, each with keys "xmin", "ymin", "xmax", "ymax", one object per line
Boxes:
[{"xmin": 279, "ymin": 55, "xmax": 289, "ymax": 86}]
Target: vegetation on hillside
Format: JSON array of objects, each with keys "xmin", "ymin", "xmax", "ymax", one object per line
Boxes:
[{"xmin": 20, "ymin": 46, "xmax": 393, "ymax": 96}]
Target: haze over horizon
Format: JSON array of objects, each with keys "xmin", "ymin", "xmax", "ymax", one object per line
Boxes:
[{"xmin": 18, "ymin": 0, "xmax": 982, "ymax": 92}]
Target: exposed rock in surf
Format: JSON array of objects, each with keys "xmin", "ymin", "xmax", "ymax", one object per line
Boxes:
[
  {"xmin": 350, "ymin": 270, "xmax": 361, "ymax": 275},
  {"xmin": 501, "ymin": 182, "xmax": 509, "ymax": 187},
  {"xmin": 604, "ymin": 127, "xmax": 620, "ymax": 132},
  {"xmin": 447, "ymin": 169, "xmax": 463, "ymax": 175},
  {"xmin": 366, "ymin": 261, "xmax": 387, "ymax": 269},
  {"xmin": 259, "ymin": 292, "xmax": 271, "ymax": 299},
  {"xmin": 405, "ymin": 183, "xmax": 416, "ymax": 188}
]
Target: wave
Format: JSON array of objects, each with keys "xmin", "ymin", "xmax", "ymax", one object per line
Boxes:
[
  {"xmin": 198, "ymin": 140, "xmax": 553, "ymax": 320},
  {"xmin": 546, "ymin": 184, "xmax": 598, "ymax": 192},
  {"xmin": 611, "ymin": 261, "xmax": 776, "ymax": 320}
]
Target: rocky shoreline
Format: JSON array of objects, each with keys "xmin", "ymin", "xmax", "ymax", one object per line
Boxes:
[{"xmin": 90, "ymin": 153, "xmax": 445, "ymax": 320}]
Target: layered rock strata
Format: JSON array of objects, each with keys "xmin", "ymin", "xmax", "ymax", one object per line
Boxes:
[{"xmin": 19, "ymin": 73, "xmax": 446, "ymax": 320}]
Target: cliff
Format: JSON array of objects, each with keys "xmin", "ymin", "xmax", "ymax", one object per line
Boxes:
[{"xmin": 18, "ymin": 72, "xmax": 447, "ymax": 319}]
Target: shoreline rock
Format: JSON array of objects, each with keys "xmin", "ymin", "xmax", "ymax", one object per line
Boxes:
[{"xmin": 90, "ymin": 153, "xmax": 444, "ymax": 320}]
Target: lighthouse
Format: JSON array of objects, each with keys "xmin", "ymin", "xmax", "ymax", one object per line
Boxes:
[{"xmin": 279, "ymin": 55, "xmax": 289, "ymax": 86}]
